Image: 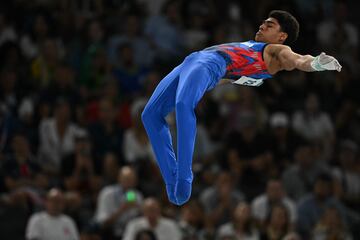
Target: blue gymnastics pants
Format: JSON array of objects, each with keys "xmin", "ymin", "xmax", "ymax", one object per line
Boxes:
[{"xmin": 141, "ymin": 51, "xmax": 226, "ymax": 205}]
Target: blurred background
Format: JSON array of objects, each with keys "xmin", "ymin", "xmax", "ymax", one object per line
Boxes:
[{"xmin": 0, "ymin": 0, "xmax": 359, "ymax": 239}]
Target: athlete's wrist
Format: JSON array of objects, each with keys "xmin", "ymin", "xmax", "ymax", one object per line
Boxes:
[{"xmin": 310, "ymin": 55, "xmax": 325, "ymax": 71}]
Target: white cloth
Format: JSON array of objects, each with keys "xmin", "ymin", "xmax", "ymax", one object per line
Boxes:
[
  {"xmin": 26, "ymin": 212, "xmax": 79, "ymax": 240},
  {"xmin": 217, "ymin": 222, "xmax": 260, "ymax": 240},
  {"xmin": 123, "ymin": 216, "xmax": 181, "ymax": 240},
  {"xmin": 292, "ymin": 111, "xmax": 334, "ymax": 141},
  {"xmin": 332, "ymin": 167, "xmax": 360, "ymax": 198},
  {"xmin": 251, "ymin": 194, "xmax": 297, "ymax": 223},
  {"xmin": 123, "ymin": 129, "xmax": 155, "ymax": 163},
  {"xmin": 0, "ymin": 27, "xmax": 17, "ymax": 46},
  {"xmin": 94, "ymin": 185, "xmax": 143, "ymax": 237},
  {"xmin": 38, "ymin": 118, "xmax": 86, "ymax": 169}
]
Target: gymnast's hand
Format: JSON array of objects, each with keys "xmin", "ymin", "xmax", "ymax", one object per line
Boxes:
[{"xmin": 311, "ymin": 52, "xmax": 342, "ymax": 72}]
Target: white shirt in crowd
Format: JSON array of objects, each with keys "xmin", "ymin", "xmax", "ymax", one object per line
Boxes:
[
  {"xmin": 251, "ymin": 194, "xmax": 297, "ymax": 223},
  {"xmin": 26, "ymin": 212, "xmax": 79, "ymax": 240},
  {"xmin": 217, "ymin": 222, "xmax": 260, "ymax": 240},
  {"xmin": 123, "ymin": 129, "xmax": 155, "ymax": 163},
  {"xmin": 38, "ymin": 118, "xmax": 86, "ymax": 169},
  {"xmin": 94, "ymin": 185, "xmax": 143, "ymax": 237},
  {"xmin": 123, "ymin": 216, "xmax": 182, "ymax": 240}
]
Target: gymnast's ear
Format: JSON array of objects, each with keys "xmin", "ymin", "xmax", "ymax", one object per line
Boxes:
[{"xmin": 279, "ymin": 32, "xmax": 288, "ymax": 43}]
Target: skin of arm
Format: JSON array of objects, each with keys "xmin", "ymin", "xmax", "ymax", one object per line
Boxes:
[{"xmin": 272, "ymin": 44, "xmax": 316, "ymax": 72}]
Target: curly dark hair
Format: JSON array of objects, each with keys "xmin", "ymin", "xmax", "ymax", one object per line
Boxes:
[{"xmin": 269, "ymin": 10, "xmax": 299, "ymax": 45}]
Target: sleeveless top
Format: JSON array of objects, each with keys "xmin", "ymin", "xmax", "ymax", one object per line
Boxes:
[{"xmin": 204, "ymin": 40, "xmax": 272, "ymax": 80}]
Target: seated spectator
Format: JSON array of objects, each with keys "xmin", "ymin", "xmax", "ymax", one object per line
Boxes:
[
  {"xmin": 297, "ymin": 173, "xmax": 348, "ymax": 239},
  {"xmin": 316, "ymin": 1, "xmax": 358, "ymax": 63},
  {"xmin": 122, "ymin": 197, "xmax": 181, "ymax": 240},
  {"xmin": 112, "ymin": 42, "xmax": 149, "ymax": 98},
  {"xmin": 292, "ymin": 93, "xmax": 335, "ymax": 160},
  {"xmin": 251, "ymin": 179, "xmax": 297, "ymax": 228},
  {"xmin": 25, "ymin": 188, "xmax": 79, "ymax": 240},
  {"xmin": 17, "ymin": 97, "xmax": 38, "ymax": 153},
  {"xmin": 31, "ymin": 38, "xmax": 62, "ymax": 89},
  {"xmin": 200, "ymin": 171, "xmax": 245, "ymax": 229},
  {"xmin": 123, "ymin": 98, "xmax": 155, "ymax": 164},
  {"xmin": 107, "ymin": 14, "xmax": 154, "ymax": 67},
  {"xmin": 282, "ymin": 141, "xmax": 328, "ymax": 201},
  {"xmin": 260, "ymin": 203, "xmax": 294, "ymax": 240},
  {"xmin": 332, "ymin": 139, "xmax": 360, "ymax": 212},
  {"xmin": 38, "ymin": 99, "xmax": 86, "ymax": 174},
  {"xmin": 39, "ymin": 63, "xmax": 80, "ymax": 107},
  {"xmin": 88, "ymin": 98, "xmax": 124, "ymax": 162},
  {"xmin": 101, "ymin": 152, "xmax": 121, "ymax": 186},
  {"xmin": 0, "ymin": 13, "xmax": 17, "ymax": 47},
  {"xmin": 267, "ymin": 112, "xmax": 303, "ymax": 173},
  {"xmin": 217, "ymin": 202, "xmax": 260, "ymax": 240},
  {"xmin": 144, "ymin": 0, "xmax": 185, "ymax": 63},
  {"xmin": 178, "ymin": 200, "xmax": 205, "ymax": 240},
  {"xmin": 135, "ymin": 229, "xmax": 157, "ymax": 240},
  {"xmin": 94, "ymin": 166, "xmax": 143, "ymax": 239},
  {"xmin": 3, "ymin": 133, "xmax": 47, "ymax": 200},
  {"xmin": 312, "ymin": 206, "xmax": 353, "ymax": 240},
  {"xmin": 0, "ymin": 68, "xmax": 20, "ymax": 114},
  {"xmin": 61, "ymin": 134, "xmax": 101, "ymax": 196}
]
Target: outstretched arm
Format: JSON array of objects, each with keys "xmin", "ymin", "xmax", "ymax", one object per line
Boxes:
[{"xmin": 276, "ymin": 45, "xmax": 342, "ymax": 72}]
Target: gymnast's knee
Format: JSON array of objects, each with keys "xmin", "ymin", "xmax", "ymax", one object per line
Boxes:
[{"xmin": 141, "ymin": 105, "xmax": 155, "ymax": 126}]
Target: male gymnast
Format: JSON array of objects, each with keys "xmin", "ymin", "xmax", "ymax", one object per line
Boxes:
[{"xmin": 141, "ymin": 10, "xmax": 342, "ymax": 205}]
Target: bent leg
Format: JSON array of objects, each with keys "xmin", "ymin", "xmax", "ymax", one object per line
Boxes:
[
  {"xmin": 141, "ymin": 65, "xmax": 181, "ymax": 204},
  {"xmin": 174, "ymin": 63, "xmax": 213, "ymax": 205}
]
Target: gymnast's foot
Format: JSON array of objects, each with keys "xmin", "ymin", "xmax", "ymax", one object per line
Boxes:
[
  {"xmin": 174, "ymin": 179, "xmax": 192, "ymax": 205},
  {"xmin": 165, "ymin": 184, "xmax": 178, "ymax": 205}
]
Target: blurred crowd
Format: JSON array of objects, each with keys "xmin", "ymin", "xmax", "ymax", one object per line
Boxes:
[{"xmin": 0, "ymin": 0, "xmax": 360, "ymax": 239}]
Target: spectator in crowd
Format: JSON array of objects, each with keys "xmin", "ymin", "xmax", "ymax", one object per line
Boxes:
[
  {"xmin": 260, "ymin": 203, "xmax": 294, "ymax": 240},
  {"xmin": 122, "ymin": 197, "xmax": 181, "ymax": 240},
  {"xmin": 332, "ymin": 139, "xmax": 360, "ymax": 212},
  {"xmin": 94, "ymin": 166, "xmax": 143, "ymax": 239},
  {"xmin": 135, "ymin": 229, "xmax": 157, "ymax": 240},
  {"xmin": 217, "ymin": 201, "xmax": 260, "ymax": 240},
  {"xmin": 88, "ymin": 97, "xmax": 124, "ymax": 162},
  {"xmin": 31, "ymin": 38, "xmax": 62, "ymax": 89},
  {"xmin": 0, "ymin": 68, "xmax": 20, "ymax": 114},
  {"xmin": 267, "ymin": 112, "xmax": 302, "ymax": 173},
  {"xmin": 61, "ymin": 134, "xmax": 101, "ymax": 197},
  {"xmin": 316, "ymin": 1, "xmax": 358, "ymax": 65},
  {"xmin": 17, "ymin": 97, "xmax": 38, "ymax": 153},
  {"xmin": 178, "ymin": 200, "xmax": 204, "ymax": 240},
  {"xmin": 3, "ymin": 133, "xmax": 47, "ymax": 202},
  {"xmin": 144, "ymin": 0, "xmax": 185, "ymax": 63},
  {"xmin": 101, "ymin": 152, "xmax": 121, "ymax": 186},
  {"xmin": 123, "ymin": 99, "xmax": 154, "ymax": 164},
  {"xmin": 0, "ymin": 12, "xmax": 17, "ymax": 47},
  {"xmin": 25, "ymin": 188, "xmax": 79, "ymax": 240},
  {"xmin": 107, "ymin": 14, "xmax": 154, "ymax": 67},
  {"xmin": 39, "ymin": 63, "xmax": 80, "ymax": 107},
  {"xmin": 79, "ymin": 19, "xmax": 111, "ymax": 97},
  {"xmin": 312, "ymin": 206, "xmax": 353, "ymax": 240},
  {"xmin": 111, "ymin": 42, "xmax": 149, "ymax": 98},
  {"xmin": 20, "ymin": 14, "xmax": 51, "ymax": 59},
  {"xmin": 296, "ymin": 173, "xmax": 348, "ymax": 239},
  {"xmin": 292, "ymin": 93, "xmax": 335, "ymax": 160},
  {"xmin": 282, "ymin": 141, "xmax": 328, "ymax": 201},
  {"xmin": 251, "ymin": 179, "xmax": 297, "ymax": 228},
  {"xmin": 200, "ymin": 171, "xmax": 245, "ymax": 230},
  {"xmin": 38, "ymin": 99, "xmax": 86, "ymax": 174}
]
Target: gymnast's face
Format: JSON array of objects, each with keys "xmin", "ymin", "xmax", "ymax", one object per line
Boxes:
[{"xmin": 255, "ymin": 17, "xmax": 288, "ymax": 44}]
